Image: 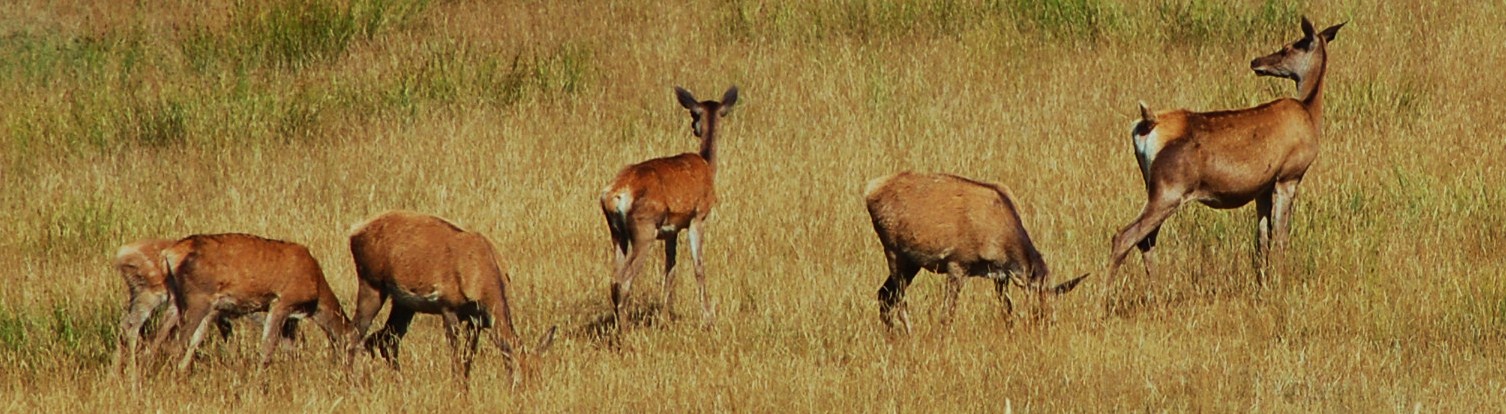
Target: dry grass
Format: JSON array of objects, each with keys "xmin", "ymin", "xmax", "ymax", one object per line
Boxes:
[{"xmin": 2, "ymin": 0, "xmax": 1504, "ymax": 411}]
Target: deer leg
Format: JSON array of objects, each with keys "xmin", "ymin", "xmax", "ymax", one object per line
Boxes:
[
  {"xmin": 662, "ymin": 236, "xmax": 679, "ymax": 321},
  {"xmin": 1268, "ymin": 179, "xmax": 1302, "ymax": 281},
  {"xmin": 480, "ymin": 285, "xmax": 522, "ymax": 381},
  {"xmin": 994, "ymin": 280, "xmax": 1015, "ymax": 320},
  {"xmin": 611, "ymin": 224, "xmax": 655, "ymax": 330},
  {"xmin": 367, "ymin": 306, "xmax": 415, "ymax": 369},
  {"xmin": 145, "ymin": 296, "xmax": 181, "ymax": 367},
  {"xmin": 877, "ymin": 252, "xmax": 920, "ymax": 334},
  {"xmin": 688, "ymin": 220, "xmax": 713, "ymax": 328},
  {"xmin": 175, "ymin": 299, "xmax": 219, "ymax": 372},
  {"xmin": 351, "ymin": 277, "xmax": 388, "ymax": 352},
  {"xmin": 115, "ymin": 289, "xmax": 168, "ymax": 374},
  {"xmin": 940, "ymin": 262, "xmax": 966, "ymax": 327},
  {"xmin": 1272, "ymin": 180, "xmax": 1301, "ymax": 252},
  {"xmin": 439, "ymin": 310, "xmax": 469, "ymax": 379},
  {"xmin": 1254, "ymin": 190, "xmax": 1275, "ymax": 286},
  {"xmin": 1136, "ymin": 226, "xmax": 1162, "ymax": 278},
  {"xmin": 1109, "ymin": 192, "xmax": 1184, "ymax": 281},
  {"xmin": 258, "ymin": 305, "xmax": 293, "ymax": 368},
  {"xmin": 460, "ymin": 316, "xmax": 482, "ymax": 379}
]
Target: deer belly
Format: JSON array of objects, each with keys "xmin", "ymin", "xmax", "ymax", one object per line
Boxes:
[
  {"xmin": 390, "ymin": 286, "xmax": 449, "ymax": 313},
  {"xmin": 211, "ymin": 294, "xmax": 271, "ymax": 315}
]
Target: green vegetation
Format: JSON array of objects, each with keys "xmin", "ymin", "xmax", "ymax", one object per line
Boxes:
[{"xmin": 1, "ymin": 0, "xmax": 1502, "ymax": 411}]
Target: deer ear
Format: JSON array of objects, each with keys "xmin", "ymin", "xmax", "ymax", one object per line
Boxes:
[
  {"xmin": 1300, "ymin": 16, "xmax": 1315, "ymax": 39},
  {"xmin": 675, "ymin": 87, "xmax": 699, "ymax": 110},
  {"xmin": 720, "ymin": 86, "xmax": 739, "ymax": 109},
  {"xmin": 1318, "ymin": 22, "xmax": 1345, "ymax": 43},
  {"xmin": 1138, "ymin": 101, "xmax": 1157, "ymax": 123}
]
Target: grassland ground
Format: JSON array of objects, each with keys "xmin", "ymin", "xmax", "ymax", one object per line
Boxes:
[{"xmin": 1, "ymin": 0, "xmax": 1503, "ymax": 411}]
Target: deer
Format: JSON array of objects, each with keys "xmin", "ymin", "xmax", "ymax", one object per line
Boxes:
[
  {"xmin": 864, "ymin": 172, "xmax": 1088, "ymax": 333},
  {"xmin": 162, "ymin": 233, "xmax": 355, "ymax": 372},
  {"xmin": 348, "ymin": 210, "xmax": 556, "ymax": 383},
  {"xmin": 599, "ymin": 85, "xmax": 738, "ymax": 330},
  {"xmin": 111, "ymin": 238, "xmax": 182, "ymax": 374},
  {"xmin": 1109, "ymin": 17, "xmax": 1345, "ymax": 286},
  {"xmin": 112, "ymin": 238, "xmax": 294, "ymax": 374}
]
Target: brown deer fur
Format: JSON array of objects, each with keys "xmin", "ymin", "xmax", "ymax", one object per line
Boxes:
[
  {"xmin": 112, "ymin": 238, "xmax": 181, "ymax": 373},
  {"xmin": 599, "ymin": 86, "xmax": 738, "ymax": 329},
  {"xmin": 163, "ymin": 233, "xmax": 354, "ymax": 372},
  {"xmin": 1109, "ymin": 17, "xmax": 1344, "ymax": 285},
  {"xmin": 114, "ymin": 238, "xmax": 298, "ymax": 374},
  {"xmin": 865, "ymin": 172, "xmax": 1086, "ymax": 333},
  {"xmin": 349, "ymin": 210, "xmax": 554, "ymax": 382}
]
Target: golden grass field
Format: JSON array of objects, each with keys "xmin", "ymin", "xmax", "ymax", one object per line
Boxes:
[{"xmin": 2, "ymin": 0, "xmax": 1503, "ymax": 411}]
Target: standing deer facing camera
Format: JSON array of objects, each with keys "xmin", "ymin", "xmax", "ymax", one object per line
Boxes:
[
  {"xmin": 865, "ymin": 172, "xmax": 1087, "ymax": 333},
  {"xmin": 349, "ymin": 211, "xmax": 555, "ymax": 384},
  {"xmin": 1110, "ymin": 17, "xmax": 1345, "ymax": 285},
  {"xmin": 600, "ymin": 86, "xmax": 738, "ymax": 329}
]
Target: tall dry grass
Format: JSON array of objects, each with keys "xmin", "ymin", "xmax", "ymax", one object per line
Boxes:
[{"xmin": 1, "ymin": 0, "xmax": 1503, "ymax": 411}]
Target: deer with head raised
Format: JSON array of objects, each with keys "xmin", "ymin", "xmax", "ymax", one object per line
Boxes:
[
  {"xmin": 163, "ymin": 233, "xmax": 355, "ymax": 372},
  {"xmin": 1109, "ymin": 17, "xmax": 1345, "ymax": 285},
  {"xmin": 348, "ymin": 210, "xmax": 555, "ymax": 383},
  {"xmin": 599, "ymin": 85, "xmax": 738, "ymax": 329},
  {"xmin": 865, "ymin": 172, "xmax": 1087, "ymax": 333}
]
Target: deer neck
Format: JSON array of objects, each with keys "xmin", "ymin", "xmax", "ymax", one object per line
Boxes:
[
  {"xmin": 1297, "ymin": 46, "xmax": 1329, "ymax": 128},
  {"xmin": 698, "ymin": 115, "xmax": 720, "ymax": 172}
]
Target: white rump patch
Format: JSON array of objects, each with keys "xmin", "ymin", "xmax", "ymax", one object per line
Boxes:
[
  {"xmin": 614, "ymin": 191, "xmax": 633, "ymax": 215},
  {"xmin": 1132, "ymin": 122, "xmax": 1164, "ymax": 179}
]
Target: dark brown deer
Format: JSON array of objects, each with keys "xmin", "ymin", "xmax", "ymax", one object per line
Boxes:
[
  {"xmin": 163, "ymin": 233, "xmax": 354, "ymax": 372},
  {"xmin": 865, "ymin": 172, "xmax": 1087, "ymax": 333},
  {"xmin": 349, "ymin": 211, "xmax": 555, "ymax": 383},
  {"xmin": 599, "ymin": 86, "xmax": 738, "ymax": 329},
  {"xmin": 1110, "ymin": 17, "xmax": 1345, "ymax": 285}
]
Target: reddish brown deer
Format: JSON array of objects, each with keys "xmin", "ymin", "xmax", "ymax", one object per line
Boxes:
[
  {"xmin": 113, "ymin": 238, "xmax": 272, "ymax": 373},
  {"xmin": 865, "ymin": 172, "xmax": 1087, "ymax": 333},
  {"xmin": 349, "ymin": 211, "xmax": 555, "ymax": 382},
  {"xmin": 599, "ymin": 85, "xmax": 738, "ymax": 329},
  {"xmin": 1110, "ymin": 17, "xmax": 1345, "ymax": 285},
  {"xmin": 163, "ymin": 233, "xmax": 354, "ymax": 372}
]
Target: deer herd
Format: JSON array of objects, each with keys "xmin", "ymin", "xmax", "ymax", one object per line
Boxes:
[{"xmin": 105, "ymin": 18, "xmax": 1344, "ymax": 381}]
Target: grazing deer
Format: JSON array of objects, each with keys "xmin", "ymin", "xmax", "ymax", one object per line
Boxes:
[
  {"xmin": 1110, "ymin": 17, "xmax": 1345, "ymax": 285},
  {"xmin": 163, "ymin": 233, "xmax": 354, "ymax": 372},
  {"xmin": 113, "ymin": 238, "xmax": 282, "ymax": 373},
  {"xmin": 599, "ymin": 85, "xmax": 739, "ymax": 329},
  {"xmin": 348, "ymin": 211, "xmax": 555, "ymax": 382},
  {"xmin": 864, "ymin": 172, "xmax": 1088, "ymax": 333}
]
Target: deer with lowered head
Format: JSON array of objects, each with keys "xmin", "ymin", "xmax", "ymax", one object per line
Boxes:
[
  {"xmin": 113, "ymin": 238, "xmax": 303, "ymax": 374},
  {"xmin": 163, "ymin": 233, "xmax": 355, "ymax": 372},
  {"xmin": 865, "ymin": 172, "xmax": 1087, "ymax": 333},
  {"xmin": 599, "ymin": 85, "xmax": 738, "ymax": 330},
  {"xmin": 1110, "ymin": 17, "xmax": 1345, "ymax": 285},
  {"xmin": 349, "ymin": 210, "xmax": 555, "ymax": 383}
]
